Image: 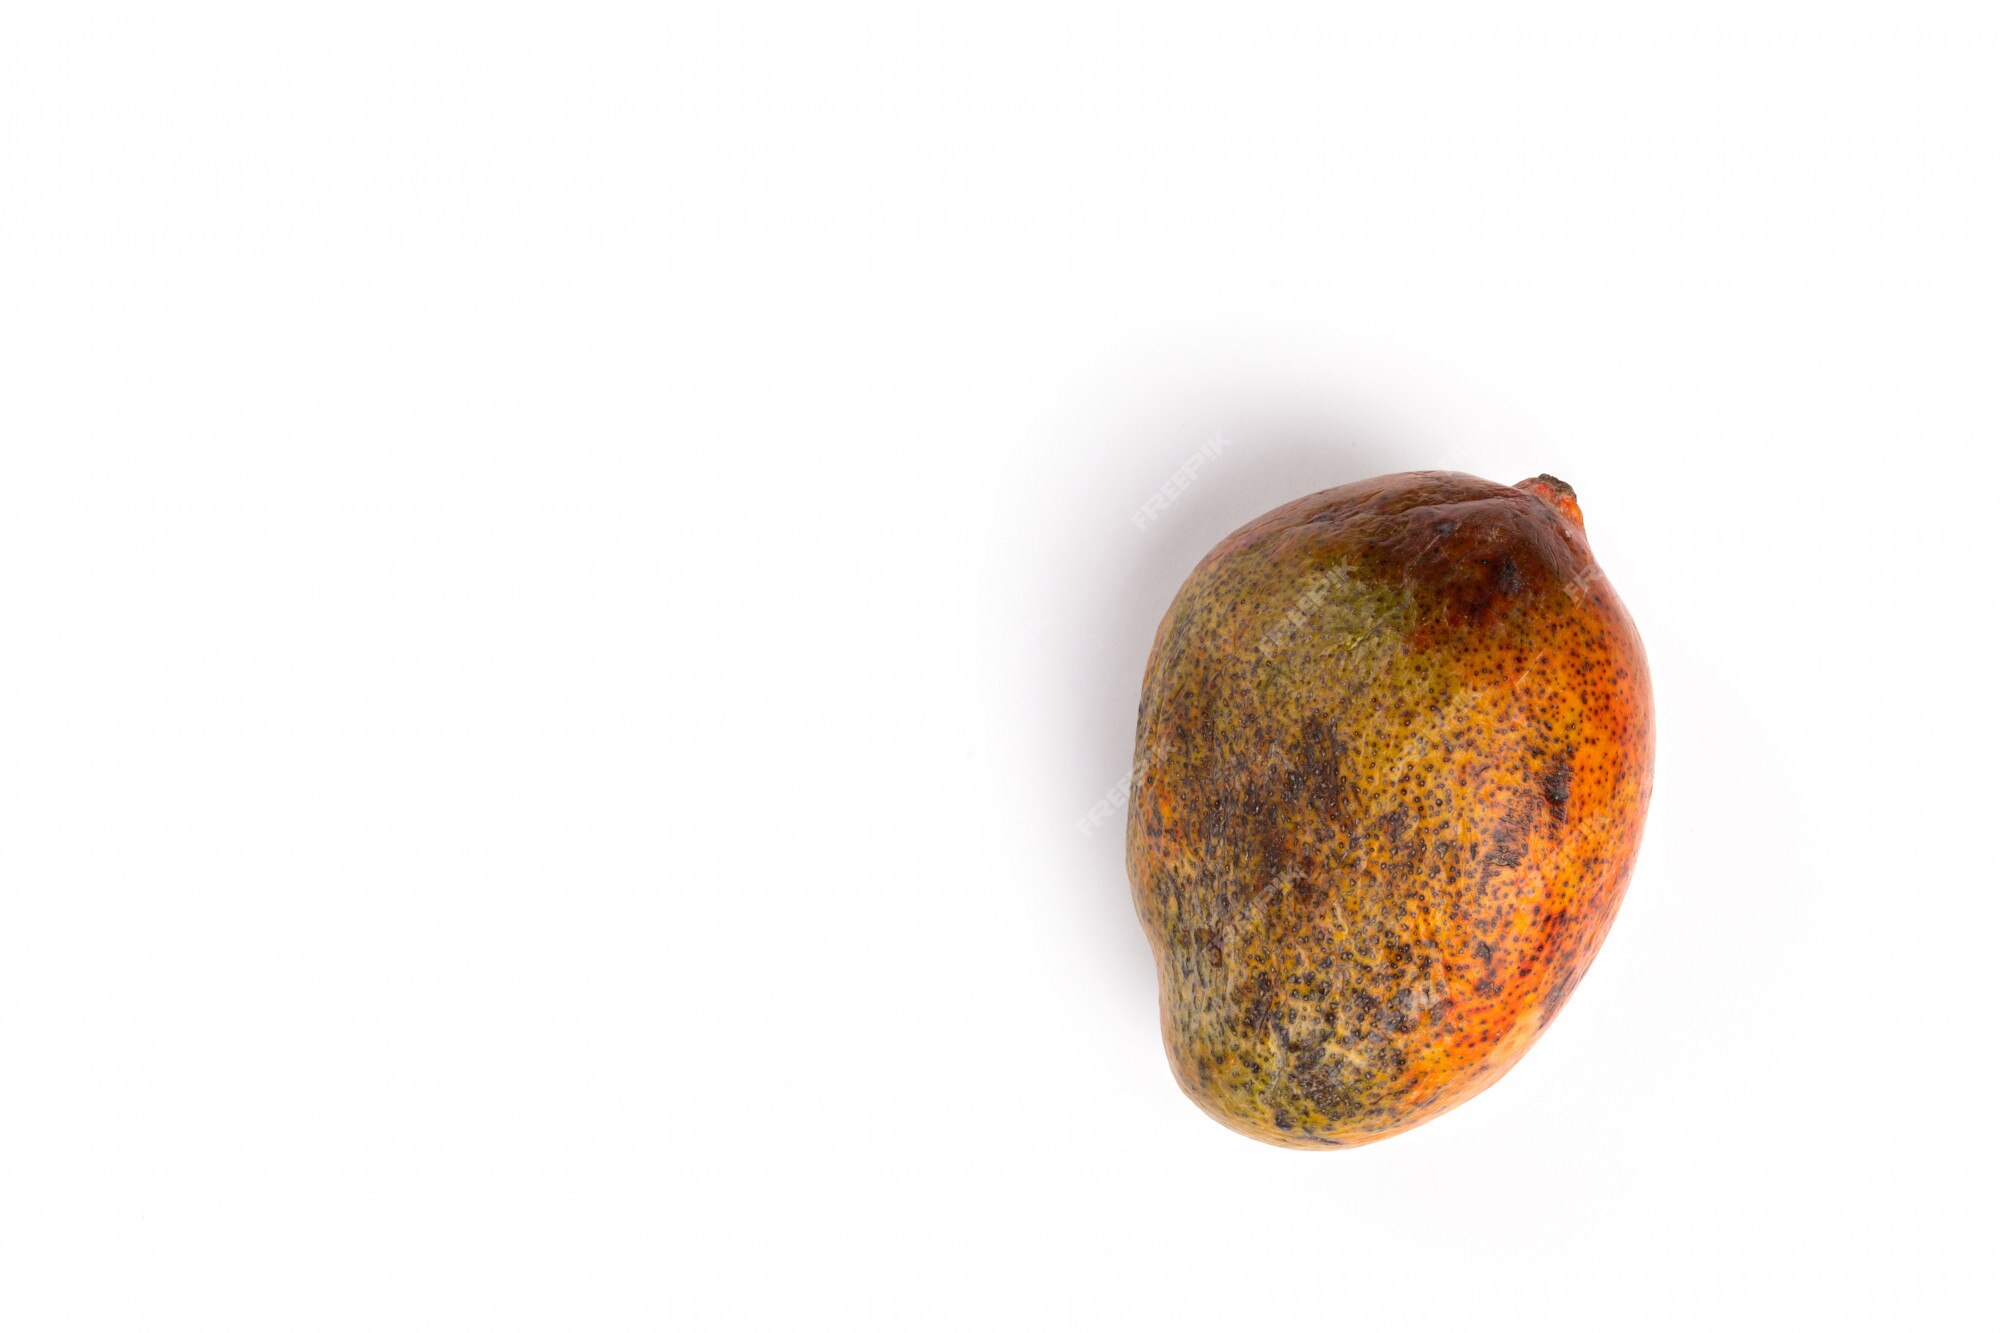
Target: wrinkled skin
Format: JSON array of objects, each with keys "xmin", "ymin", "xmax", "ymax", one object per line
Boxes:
[{"xmin": 1127, "ymin": 472, "xmax": 1653, "ymax": 1148}]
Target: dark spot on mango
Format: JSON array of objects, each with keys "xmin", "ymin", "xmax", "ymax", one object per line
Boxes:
[{"xmin": 1543, "ymin": 752, "xmax": 1573, "ymax": 823}]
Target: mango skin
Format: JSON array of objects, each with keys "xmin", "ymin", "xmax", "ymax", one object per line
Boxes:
[{"xmin": 1127, "ymin": 471, "xmax": 1653, "ymax": 1148}]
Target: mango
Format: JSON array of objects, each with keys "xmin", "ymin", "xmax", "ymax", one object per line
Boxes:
[{"xmin": 1127, "ymin": 471, "xmax": 1653, "ymax": 1148}]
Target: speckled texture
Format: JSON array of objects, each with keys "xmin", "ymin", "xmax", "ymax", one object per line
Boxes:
[{"xmin": 1127, "ymin": 471, "xmax": 1653, "ymax": 1149}]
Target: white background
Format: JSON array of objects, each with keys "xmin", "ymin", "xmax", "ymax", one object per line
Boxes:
[{"xmin": 3, "ymin": 3, "xmax": 1996, "ymax": 1329}]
